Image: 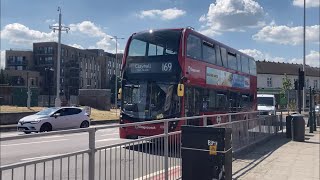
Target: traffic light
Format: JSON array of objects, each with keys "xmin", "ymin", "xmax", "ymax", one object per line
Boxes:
[
  {"xmin": 294, "ymin": 80, "xmax": 298, "ymax": 90},
  {"xmin": 298, "ymin": 68, "xmax": 304, "ymax": 89}
]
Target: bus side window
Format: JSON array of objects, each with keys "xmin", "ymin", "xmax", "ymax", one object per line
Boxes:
[
  {"xmin": 217, "ymin": 92, "xmax": 227, "ymax": 111},
  {"xmin": 227, "ymin": 52, "xmax": 237, "ymax": 71},
  {"xmin": 241, "ymin": 56, "xmax": 250, "ymax": 74},
  {"xmin": 202, "ymin": 41, "xmax": 216, "ymax": 64},
  {"xmin": 220, "ymin": 47, "xmax": 228, "ymax": 68},
  {"xmin": 186, "ymin": 35, "xmax": 202, "ymax": 60},
  {"xmin": 215, "ymin": 45, "xmax": 223, "ymax": 67},
  {"xmin": 249, "ymin": 58, "xmax": 257, "ymax": 75},
  {"xmin": 236, "ymin": 54, "xmax": 241, "ymax": 71}
]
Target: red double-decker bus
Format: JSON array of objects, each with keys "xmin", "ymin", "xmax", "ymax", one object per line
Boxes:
[{"xmin": 119, "ymin": 28, "xmax": 257, "ymax": 139}]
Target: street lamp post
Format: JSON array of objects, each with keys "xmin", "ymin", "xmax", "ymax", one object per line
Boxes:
[
  {"xmin": 45, "ymin": 68, "xmax": 54, "ymax": 107},
  {"xmin": 302, "ymin": 0, "xmax": 306, "ymax": 112},
  {"xmin": 110, "ymin": 36, "xmax": 124, "ymax": 113},
  {"xmin": 50, "ymin": 7, "xmax": 70, "ymax": 107}
]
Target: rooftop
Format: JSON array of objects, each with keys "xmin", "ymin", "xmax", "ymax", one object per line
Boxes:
[{"xmin": 256, "ymin": 60, "xmax": 320, "ymax": 77}]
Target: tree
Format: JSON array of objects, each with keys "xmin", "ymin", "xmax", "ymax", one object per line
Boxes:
[{"xmin": 281, "ymin": 73, "xmax": 292, "ymax": 110}]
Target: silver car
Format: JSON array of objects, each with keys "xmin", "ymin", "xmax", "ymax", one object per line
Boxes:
[{"xmin": 17, "ymin": 107, "xmax": 91, "ymax": 134}]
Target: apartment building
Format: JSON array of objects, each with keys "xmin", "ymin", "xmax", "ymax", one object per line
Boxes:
[{"xmin": 5, "ymin": 50, "xmax": 34, "ymax": 70}]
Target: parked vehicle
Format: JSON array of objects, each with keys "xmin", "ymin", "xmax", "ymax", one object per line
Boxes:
[
  {"xmin": 257, "ymin": 94, "xmax": 276, "ymax": 115},
  {"xmin": 17, "ymin": 107, "xmax": 90, "ymax": 134}
]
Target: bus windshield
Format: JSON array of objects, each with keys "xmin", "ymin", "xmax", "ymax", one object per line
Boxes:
[
  {"xmin": 128, "ymin": 29, "xmax": 181, "ymax": 57},
  {"xmin": 122, "ymin": 80, "xmax": 179, "ymax": 120}
]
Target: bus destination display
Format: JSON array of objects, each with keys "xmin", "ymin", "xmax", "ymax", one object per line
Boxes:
[{"xmin": 128, "ymin": 62, "xmax": 173, "ymax": 73}]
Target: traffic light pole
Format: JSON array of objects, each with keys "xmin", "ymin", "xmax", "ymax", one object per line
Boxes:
[
  {"xmin": 309, "ymin": 87, "xmax": 313, "ymax": 133},
  {"xmin": 298, "ymin": 82, "xmax": 302, "ymax": 114}
]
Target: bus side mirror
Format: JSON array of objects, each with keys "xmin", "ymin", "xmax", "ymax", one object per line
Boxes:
[
  {"xmin": 118, "ymin": 88, "xmax": 122, "ymax": 100},
  {"xmin": 177, "ymin": 84, "xmax": 184, "ymax": 97}
]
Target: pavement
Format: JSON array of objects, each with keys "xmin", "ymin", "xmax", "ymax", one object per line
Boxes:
[{"xmin": 232, "ymin": 127, "xmax": 320, "ymax": 180}]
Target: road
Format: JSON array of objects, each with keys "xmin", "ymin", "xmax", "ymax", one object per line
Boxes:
[{"xmin": 0, "ymin": 124, "xmax": 181, "ymax": 180}]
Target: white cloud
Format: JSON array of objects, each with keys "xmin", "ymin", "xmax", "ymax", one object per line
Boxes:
[
  {"xmin": 0, "ymin": 50, "xmax": 5, "ymax": 69},
  {"xmin": 293, "ymin": 0, "xmax": 320, "ymax": 8},
  {"xmin": 1, "ymin": 21, "xmax": 121, "ymax": 53},
  {"xmin": 45, "ymin": 19, "xmax": 56, "ymax": 24},
  {"xmin": 138, "ymin": 8, "xmax": 186, "ymax": 20},
  {"xmin": 199, "ymin": 0, "xmax": 266, "ymax": 36},
  {"xmin": 69, "ymin": 44, "xmax": 84, "ymax": 49},
  {"xmin": 69, "ymin": 21, "xmax": 117, "ymax": 52},
  {"xmin": 239, "ymin": 49, "xmax": 286, "ymax": 62},
  {"xmin": 253, "ymin": 25, "xmax": 320, "ymax": 45},
  {"xmin": 290, "ymin": 50, "xmax": 320, "ymax": 67},
  {"xmin": 70, "ymin": 21, "xmax": 109, "ymax": 38},
  {"xmin": 239, "ymin": 49, "xmax": 320, "ymax": 67},
  {"xmin": 1, "ymin": 23, "xmax": 57, "ymax": 45}
]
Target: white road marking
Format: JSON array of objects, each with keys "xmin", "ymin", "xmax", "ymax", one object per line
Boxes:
[
  {"xmin": 95, "ymin": 138, "xmax": 119, "ymax": 142},
  {"xmin": 99, "ymin": 133, "xmax": 119, "ymax": 137},
  {"xmin": 1, "ymin": 139, "xmax": 68, "ymax": 147},
  {"xmin": 22, "ymin": 154, "xmax": 63, "ymax": 161},
  {"xmin": 134, "ymin": 166, "xmax": 181, "ymax": 180}
]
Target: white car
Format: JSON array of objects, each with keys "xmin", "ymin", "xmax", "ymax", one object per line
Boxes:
[{"xmin": 17, "ymin": 107, "xmax": 91, "ymax": 134}]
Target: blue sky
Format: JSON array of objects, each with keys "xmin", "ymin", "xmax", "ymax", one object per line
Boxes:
[{"xmin": 1, "ymin": 0, "xmax": 319, "ymax": 68}]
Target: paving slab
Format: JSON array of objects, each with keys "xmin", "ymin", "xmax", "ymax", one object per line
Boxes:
[{"xmin": 232, "ymin": 127, "xmax": 320, "ymax": 180}]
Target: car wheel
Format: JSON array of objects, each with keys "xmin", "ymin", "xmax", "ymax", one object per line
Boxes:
[
  {"xmin": 40, "ymin": 123, "xmax": 52, "ymax": 132},
  {"xmin": 24, "ymin": 131, "xmax": 31, "ymax": 134},
  {"xmin": 80, "ymin": 121, "xmax": 89, "ymax": 128}
]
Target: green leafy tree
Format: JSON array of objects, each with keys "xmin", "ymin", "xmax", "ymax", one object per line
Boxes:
[{"xmin": 281, "ymin": 73, "xmax": 292, "ymax": 110}]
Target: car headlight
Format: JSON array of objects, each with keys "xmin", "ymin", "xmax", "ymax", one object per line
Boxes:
[{"xmin": 30, "ymin": 119, "xmax": 43, "ymax": 124}]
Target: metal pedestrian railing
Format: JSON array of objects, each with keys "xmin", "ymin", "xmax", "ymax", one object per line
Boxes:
[{"xmin": 0, "ymin": 111, "xmax": 281, "ymax": 180}]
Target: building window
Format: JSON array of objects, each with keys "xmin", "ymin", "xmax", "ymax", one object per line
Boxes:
[
  {"xmin": 314, "ymin": 80, "xmax": 318, "ymax": 89},
  {"xmin": 267, "ymin": 77, "xmax": 272, "ymax": 87}
]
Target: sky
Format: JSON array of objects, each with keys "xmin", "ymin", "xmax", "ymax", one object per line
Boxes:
[{"xmin": 1, "ymin": 0, "xmax": 319, "ymax": 69}]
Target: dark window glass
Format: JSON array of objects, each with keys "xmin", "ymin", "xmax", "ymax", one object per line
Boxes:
[
  {"xmin": 186, "ymin": 34, "xmax": 202, "ymax": 60},
  {"xmin": 215, "ymin": 45, "xmax": 223, "ymax": 66},
  {"xmin": 129, "ymin": 39, "xmax": 151, "ymax": 56},
  {"xmin": 55, "ymin": 108, "xmax": 67, "ymax": 116},
  {"xmin": 148, "ymin": 43, "xmax": 164, "ymax": 56},
  {"xmin": 128, "ymin": 30, "xmax": 181, "ymax": 58},
  {"xmin": 220, "ymin": 47, "xmax": 228, "ymax": 68},
  {"xmin": 227, "ymin": 52, "xmax": 237, "ymax": 70},
  {"xmin": 202, "ymin": 41, "xmax": 216, "ymax": 64},
  {"xmin": 241, "ymin": 56, "xmax": 250, "ymax": 74},
  {"xmin": 249, "ymin": 58, "xmax": 257, "ymax": 75}
]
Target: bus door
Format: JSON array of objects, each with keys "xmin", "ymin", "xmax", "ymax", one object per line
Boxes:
[{"xmin": 185, "ymin": 87, "xmax": 201, "ymax": 125}]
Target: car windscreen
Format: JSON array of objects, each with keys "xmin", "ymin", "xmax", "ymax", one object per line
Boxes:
[
  {"xmin": 35, "ymin": 108, "xmax": 59, "ymax": 115},
  {"xmin": 257, "ymin": 97, "xmax": 274, "ymax": 106}
]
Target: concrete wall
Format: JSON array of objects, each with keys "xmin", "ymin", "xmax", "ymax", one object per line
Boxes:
[
  {"xmin": 79, "ymin": 89, "xmax": 111, "ymax": 110},
  {"xmin": 0, "ymin": 112, "xmax": 36, "ymax": 125}
]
